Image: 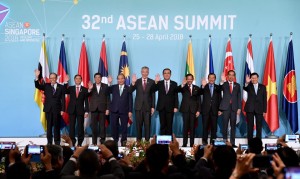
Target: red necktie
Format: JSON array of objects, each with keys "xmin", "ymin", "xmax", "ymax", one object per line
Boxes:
[
  {"xmin": 143, "ymin": 79, "xmax": 146, "ymax": 91},
  {"xmin": 76, "ymin": 86, "xmax": 79, "ymax": 98},
  {"xmin": 229, "ymin": 82, "xmax": 233, "ymax": 94}
]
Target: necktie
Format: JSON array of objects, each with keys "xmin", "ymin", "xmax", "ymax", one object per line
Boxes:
[
  {"xmin": 165, "ymin": 81, "xmax": 168, "ymax": 94},
  {"xmin": 188, "ymin": 84, "xmax": 192, "ymax": 96},
  {"xmin": 76, "ymin": 86, "xmax": 79, "ymax": 98},
  {"xmin": 52, "ymin": 85, "xmax": 55, "ymax": 95},
  {"xmin": 97, "ymin": 85, "xmax": 100, "ymax": 93},
  {"xmin": 119, "ymin": 85, "xmax": 123, "ymax": 96},
  {"xmin": 255, "ymin": 84, "xmax": 258, "ymax": 95},
  {"xmin": 210, "ymin": 84, "xmax": 213, "ymax": 97},
  {"xmin": 229, "ymin": 82, "xmax": 233, "ymax": 94},
  {"xmin": 143, "ymin": 79, "xmax": 146, "ymax": 91}
]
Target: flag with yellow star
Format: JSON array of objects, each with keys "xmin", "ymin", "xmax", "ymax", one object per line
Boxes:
[
  {"xmin": 282, "ymin": 37, "xmax": 298, "ymax": 133},
  {"xmin": 263, "ymin": 38, "xmax": 279, "ymax": 133},
  {"xmin": 119, "ymin": 41, "xmax": 130, "ymax": 86}
]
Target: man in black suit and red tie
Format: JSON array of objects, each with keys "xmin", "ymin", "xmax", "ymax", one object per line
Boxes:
[
  {"xmin": 88, "ymin": 73, "xmax": 110, "ymax": 145},
  {"xmin": 219, "ymin": 70, "xmax": 241, "ymax": 147},
  {"xmin": 178, "ymin": 74, "xmax": 201, "ymax": 147},
  {"xmin": 129, "ymin": 66, "xmax": 155, "ymax": 142},
  {"xmin": 107, "ymin": 74, "xmax": 133, "ymax": 146},
  {"xmin": 153, "ymin": 68, "xmax": 179, "ymax": 135},
  {"xmin": 34, "ymin": 70, "xmax": 65, "ymax": 145},
  {"xmin": 200, "ymin": 73, "xmax": 221, "ymax": 145},
  {"xmin": 64, "ymin": 74, "xmax": 89, "ymax": 146},
  {"xmin": 244, "ymin": 72, "xmax": 267, "ymax": 140}
]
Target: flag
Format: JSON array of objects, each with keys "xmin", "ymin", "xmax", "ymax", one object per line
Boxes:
[
  {"xmin": 57, "ymin": 39, "xmax": 70, "ymax": 127},
  {"xmin": 282, "ymin": 37, "xmax": 298, "ymax": 133},
  {"xmin": 77, "ymin": 38, "xmax": 91, "ymax": 130},
  {"xmin": 242, "ymin": 37, "xmax": 255, "ymax": 117},
  {"xmin": 223, "ymin": 37, "xmax": 235, "ymax": 81},
  {"xmin": 118, "ymin": 40, "xmax": 132, "ymax": 127},
  {"xmin": 263, "ymin": 37, "xmax": 279, "ymax": 133},
  {"xmin": 119, "ymin": 41, "xmax": 130, "ymax": 86},
  {"xmin": 98, "ymin": 37, "xmax": 110, "ymax": 127},
  {"xmin": 205, "ymin": 36, "xmax": 214, "ymax": 81},
  {"xmin": 185, "ymin": 39, "xmax": 195, "ymax": 84},
  {"xmin": 34, "ymin": 36, "xmax": 50, "ymax": 131}
]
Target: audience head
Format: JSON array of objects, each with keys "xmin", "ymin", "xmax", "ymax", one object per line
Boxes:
[
  {"xmin": 6, "ymin": 162, "xmax": 30, "ymax": 179},
  {"xmin": 248, "ymin": 137, "xmax": 263, "ymax": 154},
  {"xmin": 47, "ymin": 144, "xmax": 64, "ymax": 169},
  {"xmin": 78, "ymin": 149, "xmax": 100, "ymax": 177},
  {"xmin": 146, "ymin": 144, "xmax": 169, "ymax": 173},
  {"xmin": 62, "ymin": 146, "xmax": 74, "ymax": 167},
  {"xmin": 104, "ymin": 140, "xmax": 119, "ymax": 159},
  {"xmin": 213, "ymin": 146, "xmax": 236, "ymax": 178},
  {"xmin": 277, "ymin": 147, "xmax": 299, "ymax": 167}
]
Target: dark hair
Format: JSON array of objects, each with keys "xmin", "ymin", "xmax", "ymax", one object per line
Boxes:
[
  {"xmin": 104, "ymin": 140, "xmax": 119, "ymax": 159},
  {"xmin": 6, "ymin": 162, "xmax": 30, "ymax": 179},
  {"xmin": 49, "ymin": 73, "xmax": 58, "ymax": 78},
  {"xmin": 208, "ymin": 73, "xmax": 216, "ymax": 79},
  {"xmin": 248, "ymin": 137, "xmax": 263, "ymax": 154},
  {"xmin": 213, "ymin": 146, "xmax": 236, "ymax": 179},
  {"xmin": 250, "ymin": 72, "xmax": 259, "ymax": 78},
  {"xmin": 94, "ymin": 72, "xmax": 102, "ymax": 78},
  {"xmin": 146, "ymin": 144, "xmax": 169, "ymax": 173},
  {"xmin": 227, "ymin": 70, "xmax": 236, "ymax": 76},
  {"xmin": 62, "ymin": 146, "xmax": 73, "ymax": 167},
  {"xmin": 162, "ymin": 68, "xmax": 171, "ymax": 74},
  {"xmin": 185, "ymin": 74, "xmax": 194, "ymax": 79},
  {"xmin": 277, "ymin": 147, "xmax": 299, "ymax": 167},
  {"xmin": 47, "ymin": 145, "xmax": 63, "ymax": 168},
  {"xmin": 117, "ymin": 73, "xmax": 125, "ymax": 79},
  {"xmin": 78, "ymin": 149, "xmax": 100, "ymax": 177},
  {"xmin": 74, "ymin": 74, "xmax": 82, "ymax": 79}
]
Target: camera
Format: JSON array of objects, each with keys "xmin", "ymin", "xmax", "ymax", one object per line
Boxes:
[
  {"xmin": 0, "ymin": 142, "xmax": 16, "ymax": 150},
  {"xmin": 156, "ymin": 135, "xmax": 172, "ymax": 145},
  {"xmin": 26, "ymin": 145, "xmax": 45, "ymax": 162},
  {"xmin": 285, "ymin": 135, "xmax": 299, "ymax": 143},
  {"xmin": 88, "ymin": 145, "xmax": 101, "ymax": 153},
  {"xmin": 213, "ymin": 140, "xmax": 226, "ymax": 147},
  {"xmin": 265, "ymin": 143, "xmax": 281, "ymax": 154},
  {"xmin": 240, "ymin": 144, "xmax": 248, "ymax": 150}
]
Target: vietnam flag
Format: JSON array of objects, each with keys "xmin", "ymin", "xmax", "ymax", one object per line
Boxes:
[
  {"xmin": 57, "ymin": 39, "xmax": 69, "ymax": 126},
  {"xmin": 185, "ymin": 38, "xmax": 195, "ymax": 84},
  {"xmin": 263, "ymin": 37, "xmax": 279, "ymax": 133}
]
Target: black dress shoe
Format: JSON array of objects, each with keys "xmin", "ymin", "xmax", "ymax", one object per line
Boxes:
[{"xmin": 182, "ymin": 145, "xmax": 187, "ymax": 147}]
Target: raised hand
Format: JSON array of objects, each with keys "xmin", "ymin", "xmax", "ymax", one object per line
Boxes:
[
  {"xmin": 107, "ymin": 75, "xmax": 113, "ymax": 84},
  {"xmin": 221, "ymin": 72, "xmax": 226, "ymax": 82},
  {"xmin": 34, "ymin": 69, "xmax": 40, "ymax": 79},
  {"xmin": 131, "ymin": 74, "xmax": 137, "ymax": 84},
  {"xmin": 245, "ymin": 75, "xmax": 251, "ymax": 84},
  {"xmin": 182, "ymin": 77, "xmax": 187, "ymax": 86},
  {"xmin": 88, "ymin": 81, "xmax": 93, "ymax": 90},
  {"xmin": 64, "ymin": 75, "xmax": 70, "ymax": 83},
  {"xmin": 155, "ymin": 73, "xmax": 160, "ymax": 82},
  {"xmin": 201, "ymin": 78, "xmax": 207, "ymax": 87}
]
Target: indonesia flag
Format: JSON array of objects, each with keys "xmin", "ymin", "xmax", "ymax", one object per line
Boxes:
[
  {"xmin": 57, "ymin": 38, "xmax": 70, "ymax": 126},
  {"xmin": 223, "ymin": 36, "xmax": 235, "ymax": 82},
  {"xmin": 242, "ymin": 36, "xmax": 255, "ymax": 117}
]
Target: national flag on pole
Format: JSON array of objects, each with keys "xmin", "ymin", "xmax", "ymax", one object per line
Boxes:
[
  {"xmin": 119, "ymin": 41, "xmax": 131, "ymax": 86},
  {"xmin": 282, "ymin": 36, "xmax": 298, "ymax": 133},
  {"xmin": 118, "ymin": 40, "xmax": 132, "ymax": 127},
  {"xmin": 77, "ymin": 38, "xmax": 91, "ymax": 130},
  {"xmin": 57, "ymin": 39, "xmax": 70, "ymax": 126},
  {"xmin": 185, "ymin": 38, "xmax": 195, "ymax": 84},
  {"xmin": 98, "ymin": 37, "xmax": 110, "ymax": 127},
  {"xmin": 34, "ymin": 36, "xmax": 50, "ymax": 131},
  {"xmin": 263, "ymin": 37, "xmax": 279, "ymax": 133},
  {"xmin": 205, "ymin": 36, "xmax": 214, "ymax": 81},
  {"xmin": 223, "ymin": 36, "xmax": 235, "ymax": 81},
  {"xmin": 242, "ymin": 37, "xmax": 255, "ymax": 117}
]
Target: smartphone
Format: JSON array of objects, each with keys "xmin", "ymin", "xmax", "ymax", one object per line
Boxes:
[
  {"xmin": 88, "ymin": 146, "xmax": 101, "ymax": 153},
  {"xmin": 213, "ymin": 140, "xmax": 226, "ymax": 147},
  {"xmin": 240, "ymin": 144, "xmax": 248, "ymax": 150},
  {"xmin": 285, "ymin": 135, "xmax": 299, "ymax": 143},
  {"xmin": 199, "ymin": 145, "xmax": 207, "ymax": 150},
  {"xmin": 284, "ymin": 167, "xmax": 300, "ymax": 179},
  {"xmin": 252, "ymin": 155, "xmax": 272, "ymax": 169},
  {"xmin": 27, "ymin": 145, "xmax": 45, "ymax": 162},
  {"xmin": 265, "ymin": 143, "xmax": 278, "ymax": 154},
  {"xmin": 118, "ymin": 153, "xmax": 124, "ymax": 159},
  {"xmin": 0, "ymin": 142, "xmax": 16, "ymax": 150},
  {"xmin": 156, "ymin": 135, "xmax": 172, "ymax": 145},
  {"xmin": 70, "ymin": 147, "xmax": 75, "ymax": 151}
]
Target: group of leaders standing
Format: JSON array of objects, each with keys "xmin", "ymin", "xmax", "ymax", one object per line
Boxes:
[{"xmin": 34, "ymin": 66, "xmax": 266, "ymax": 147}]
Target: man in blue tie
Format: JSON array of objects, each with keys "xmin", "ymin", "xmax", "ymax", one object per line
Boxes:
[
  {"xmin": 244, "ymin": 72, "xmax": 267, "ymax": 141},
  {"xmin": 200, "ymin": 73, "xmax": 221, "ymax": 144}
]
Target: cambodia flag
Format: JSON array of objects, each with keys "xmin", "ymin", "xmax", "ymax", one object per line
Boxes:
[
  {"xmin": 282, "ymin": 37, "xmax": 298, "ymax": 133},
  {"xmin": 57, "ymin": 39, "xmax": 69, "ymax": 126}
]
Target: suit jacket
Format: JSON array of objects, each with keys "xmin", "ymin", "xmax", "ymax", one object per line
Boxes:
[
  {"xmin": 108, "ymin": 84, "xmax": 133, "ymax": 114},
  {"xmin": 129, "ymin": 78, "xmax": 155, "ymax": 111},
  {"xmin": 152, "ymin": 80, "xmax": 179, "ymax": 112},
  {"xmin": 34, "ymin": 80, "xmax": 65, "ymax": 113},
  {"xmin": 88, "ymin": 83, "xmax": 110, "ymax": 112},
  {"xmin": 177, "ymin": 84, "xmax": 201, "ymax": 113},
  {"xmin": 65, "ymin": 85, "xmax": 89, "ymax": 115},
  {"xmin": 243, "ymin": 83, "xmax": 267, "ymax": 114},
  {"xmin": 199, "ymin": 83, "xmax": 221, "ymax": 115},
  {"xmin": 219, "ymin": 81, "xmax": 241, "ymax": 111}
]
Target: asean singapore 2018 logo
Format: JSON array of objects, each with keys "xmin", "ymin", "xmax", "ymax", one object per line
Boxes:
[{"xmin": 0, "ymin": 3, "xmax": 9, "ymax": 25}]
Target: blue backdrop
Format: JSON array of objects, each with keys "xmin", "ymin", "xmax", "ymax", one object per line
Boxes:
[{"xmin": 0, "ymin": 0, "xmax": 299, "ymax": 138}]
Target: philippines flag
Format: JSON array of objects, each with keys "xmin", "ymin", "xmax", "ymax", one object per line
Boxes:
[
  {"xmin": 205, "ymin": 35, "xmax": 214, "ymax": 81},
  {"xmin": 57, "ymin": 39, "xmax": 70, "ymax": 127},
  {"xmin": 282, "ymin": 36, "xmax": 298, "ymax": 133}
]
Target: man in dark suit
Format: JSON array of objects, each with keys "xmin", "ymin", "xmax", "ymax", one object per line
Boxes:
[
  {"xmin": 178, "ymin": 74, "xmax": 201, "ymax": 147},
  {"xmin": 219, "ymin": 70, "xmax": 241, "ymax": 147},
  {"xmin": 34, "ymin": 70, "xmax": 65, "ymax": 145},
  {"xmin": 65, "ymin": 74, "xmax": 89, "ymax": 146},
  {"xmin": 129, "ymin": 66, "xmax": 155, "ymax": 142},
  {"xmin": 107, "ymin": 74, "xmax": 133, "ymax": 146},
  {"xmin": 152, "ymin": 68, "xmax": 179, "ymax": 135},
  {"xmin": 244, "ymin": 72, "xmax": 267, "ymax": 140},
  {"xmin": 200, "ymin": 73, "xmax": 221, "ymax": 144},
  {"xmin": 88, "ymin": 73, "xmax": 110, "ymax": 145}
]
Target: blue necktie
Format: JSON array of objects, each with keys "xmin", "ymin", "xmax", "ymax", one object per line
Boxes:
[{"xmin": 210, "ymin": 84, "xmax": 213, "ymax": 97}]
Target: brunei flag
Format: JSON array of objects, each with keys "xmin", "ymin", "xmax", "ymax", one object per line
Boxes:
[
  {"xmin": 34, "ymin": 36, "xmax": 50, "ymax": 131},
  {"xmin": 185, "ymin": 38, "xmax": 195, "ymax": 84},
  {"xmin": 282, "ymin": 36, "xmax": 298, "ymax": 133},
  {"xmin": 263, "ymin": 37, "xmax": 279, "ymax": 133}
]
